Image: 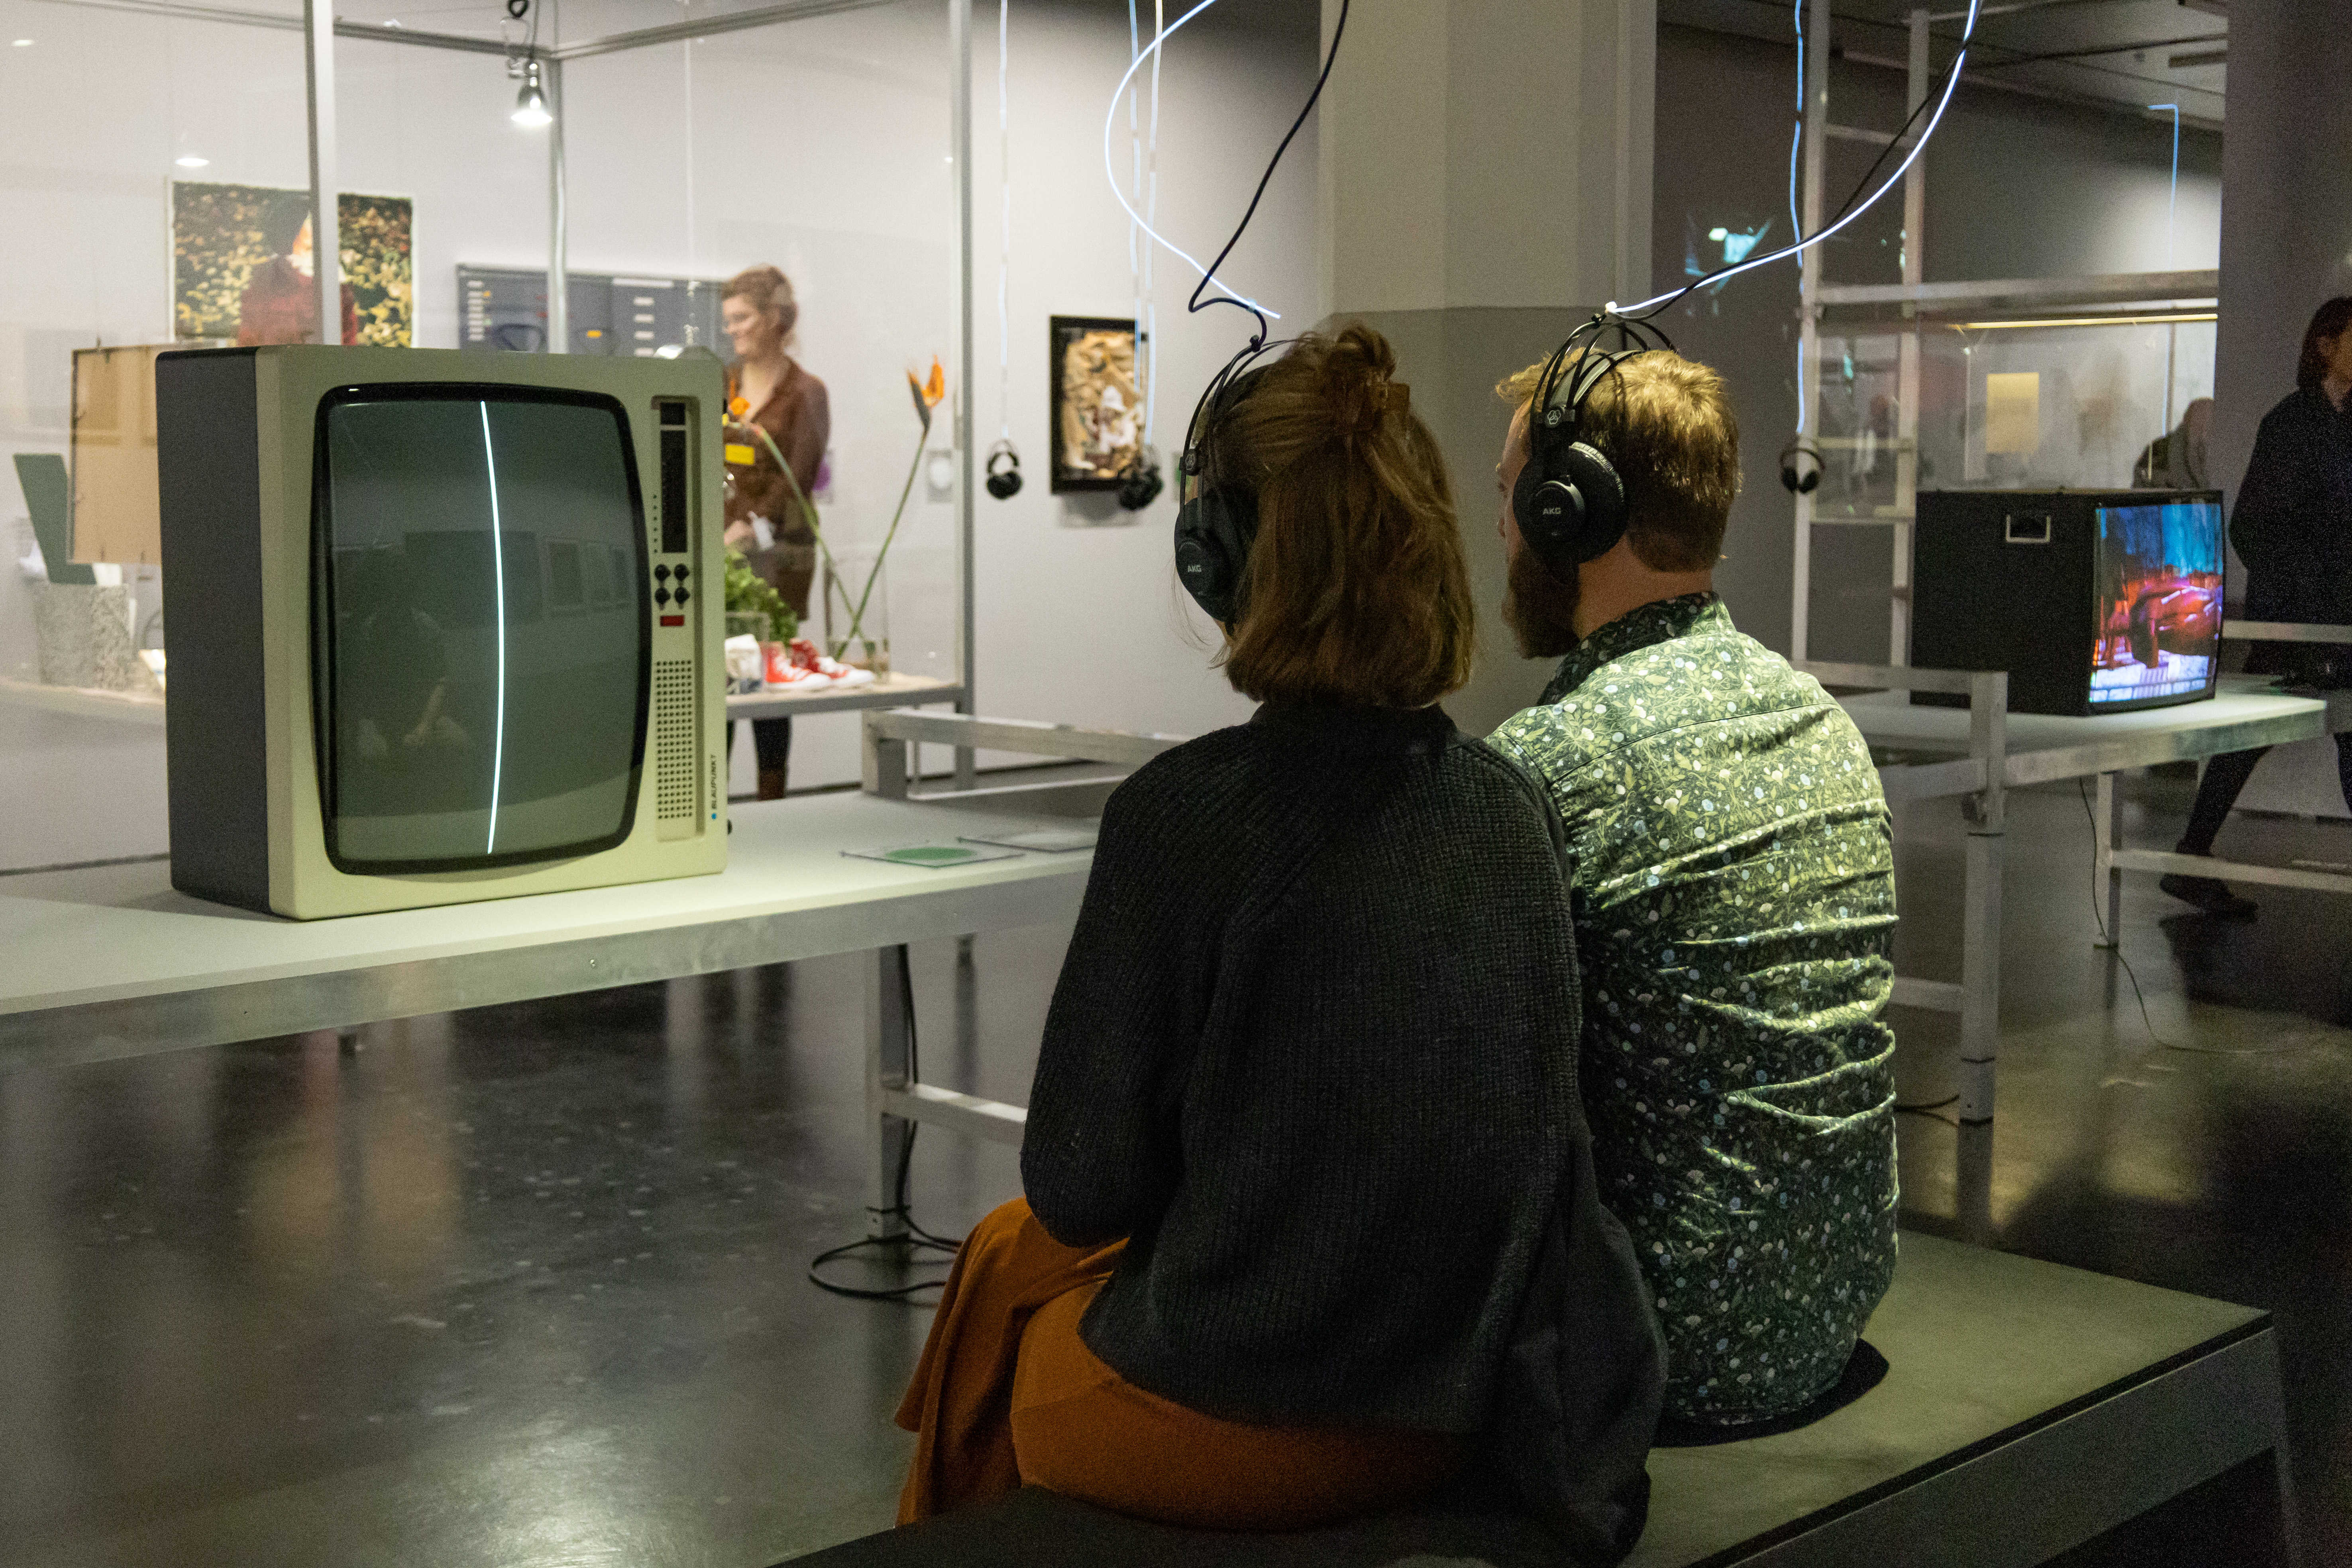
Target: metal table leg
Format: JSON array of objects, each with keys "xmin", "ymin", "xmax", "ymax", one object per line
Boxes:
[
  {"xmin": 1957, "ymin": 673, "xmax": 2008, "ymax": 1132},
  {"xmin": 865, "ymin": 944, "xmax": 914, "ymax": 1240},
  {"xmin": 2094, "ymin": 770, "xmax": 2124, "ymax": 949},
  {"xmin": 1956, "ymin": 674, "xmax": 2008, "ymax": 1243},
  {"xmin": 1958, "ymin": 822, "xmax": 2005, "ymax": 1128}
]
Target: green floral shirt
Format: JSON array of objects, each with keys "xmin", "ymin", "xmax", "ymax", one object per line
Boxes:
[{"xmin": 1490, "ymin": 594, "xmax": 1899, "ymax": 1424}]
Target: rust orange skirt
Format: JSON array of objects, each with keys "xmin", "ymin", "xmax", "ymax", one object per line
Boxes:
[{"xmin": 895, "ymin": 1197, "xmax": 1462, "ymax": 1531}]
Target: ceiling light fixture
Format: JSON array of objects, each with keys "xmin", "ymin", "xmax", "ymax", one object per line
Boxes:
[
  {"xmin": 10, "ymin": 37, "xmax": 33, "ymax": 47},
  {"xmin": 512, "ymin": 57, "xmax": 552, "ymax": 128},
  {"xmin": 175, "ymin": 154, "xmax": 210, "ymax": 168}
]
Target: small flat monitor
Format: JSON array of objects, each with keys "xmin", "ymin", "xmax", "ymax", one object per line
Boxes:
[
  {"xmin": 158, "ymin": 345, "xmax": 726, "ymax": 918},
  {"xmin": 2089, "ymin": 498, "xmax": 2223, "ymax": 710}
]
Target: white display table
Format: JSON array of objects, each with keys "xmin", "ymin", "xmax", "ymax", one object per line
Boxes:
[{"xmin": 0, "ymin": 789, "xmax": 1096, "ymax": 1233}]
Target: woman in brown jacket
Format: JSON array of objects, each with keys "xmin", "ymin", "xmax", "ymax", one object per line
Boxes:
[{"xmin": 722, "ymin": 265, "xmax": 831, "ymax": 798}]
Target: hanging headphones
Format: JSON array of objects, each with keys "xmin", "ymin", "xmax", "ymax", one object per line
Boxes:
[
  {"xmin": 1173, "ymin": 349, "xmax": 1280, "ymax": 624},
  {"xmin": 984, "ymin": 440, "xmax": 1023, "ymax": 500},
  {"xmin": 1778, "ymin": 438, "xmax": 1822, "ymax": 495},
  {"xmin": 1510, "ymin": 314, "xmax": 1677, "ymax": 583},
  {"xmin": 1117, "ymin": 447, "xmax": 1164, "ymax": 512}
]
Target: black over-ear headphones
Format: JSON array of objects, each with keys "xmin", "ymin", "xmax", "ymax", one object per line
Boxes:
[
  {"xmin": 1117, "ymin": 446, "xmax": 1164, "ymax": 511},
  {"xmin": 1778, "ymin": 438, "xmax": 1821, "ymax": 495},
  {"xmin": 1172, "ymin": 343, "xmax": 1284, "ymax": 624},
  {"xmin": 1510, "ymin": 313, "xmax": 1677, "ymax": 583},
  {"xmin": 984, "ymin": 440, "xmax": 1023, "ymax": 499}
]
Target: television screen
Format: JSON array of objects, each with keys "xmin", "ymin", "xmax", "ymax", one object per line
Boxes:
[
  {"xmin": 317, "ymin": 387, "xmax": 648, "ymax": 870},
  {"xmin": 2090, "ymin": 499, "xmax": 2223, "ymax": 709}
]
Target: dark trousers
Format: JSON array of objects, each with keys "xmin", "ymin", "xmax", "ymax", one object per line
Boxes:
[
  {"xmin": 723, "ymin": 717, "xmax": 793, "ymax": 775},
  {"xmin": 2179, "ymin": 735, "xmax": 2352, "ymax": 855}
]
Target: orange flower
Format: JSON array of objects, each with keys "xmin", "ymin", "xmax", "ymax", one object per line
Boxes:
[
  {"xmin": 728, "ymin": 396, "xmax": 749, "ymax": 419},
  {"xmin": 905, "ymin": 356, "xmax": 946, "ymax": 432}
]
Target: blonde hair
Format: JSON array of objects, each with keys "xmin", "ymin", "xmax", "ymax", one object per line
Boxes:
[
  {"xmin": 722, "ymin": 265, "xmax": 797, "ymax": 347},
  {"xmin": 1498, "ymin": 350, "xmax": 1741, "ymax": 571},
  {"xmin": 1212, "ymin": 322, "xmax": 1475, "ymax": 708}
]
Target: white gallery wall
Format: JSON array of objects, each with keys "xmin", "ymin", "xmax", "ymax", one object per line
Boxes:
[{"xmin": 0, "ymin": 0, "xmax": 1316, "ymax": 870}]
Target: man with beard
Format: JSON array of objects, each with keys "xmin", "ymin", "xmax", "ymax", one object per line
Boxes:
[{"xmin": 1486, "ymin": 347, "xmax": 1900, "ymax": 1430}]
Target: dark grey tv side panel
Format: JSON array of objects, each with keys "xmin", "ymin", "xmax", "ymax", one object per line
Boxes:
[{"xmin": 155, "ymin": 348, "xmax": 273, "ymax": 913}]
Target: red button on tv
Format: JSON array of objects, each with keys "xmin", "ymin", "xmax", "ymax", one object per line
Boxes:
[{"xmin": 660, "ymin": 614, "xmax": 685, "ymax": 626}]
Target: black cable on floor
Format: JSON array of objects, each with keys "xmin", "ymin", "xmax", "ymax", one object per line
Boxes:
[{"xmin": 807, "ymin": 954, "xmax": 971, "ymax": 1301}]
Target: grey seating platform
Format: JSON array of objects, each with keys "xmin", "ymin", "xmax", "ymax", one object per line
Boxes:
[{"xmin": 786, "ymin": 1233, "xmax": 2295, "ymax": 1568}]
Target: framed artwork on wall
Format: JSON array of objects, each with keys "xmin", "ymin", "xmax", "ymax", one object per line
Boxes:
[
  {"xmin": 171, "ymin": 181, "xmax": 414, "ymax": 347},
  {"xmin": 1049, "ymin": 315, "xmax": 1141, "ymax": 492}
]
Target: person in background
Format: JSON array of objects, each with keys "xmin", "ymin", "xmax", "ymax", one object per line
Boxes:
[
  {"xmin": 895, "ymin": 324, "xmax": 1661, "ymax": 1544},
  {"xmin": 2161, "ymin": 298, "xmax": 2352, "ymax": 916},
  {"xmin": 721, "ymin": 264, "xmax": 830, "ymax": 799},
  {"xmin": 2134, "ymin": 396, "xmax": 2215, "ymax": 490},
  {"xmin": 1487, "ymin": 347, "xmax": 1900, "ymax": 1429},
  {"xmin": 237, "ymin": 204, "xmax": 357, "ymax": 347}
]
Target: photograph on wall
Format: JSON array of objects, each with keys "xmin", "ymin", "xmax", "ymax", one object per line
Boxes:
[
  {"xmin": 172, "ymin": 181, "xmax": 414, "ymax": 347},
  {"xmin": 2090, "ymin": 498, "xmax": 2223, "ymax": 708},
  {"xmin": 1048, "ymin": 315, "xmax": 1140, "ymax": 492}
]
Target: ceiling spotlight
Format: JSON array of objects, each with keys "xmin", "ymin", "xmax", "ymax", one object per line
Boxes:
[
  {"xmin": 512, "ymin": 58, "xmax": 552, "ymax": 128},
  {"xmin": 10, "ymin": 37, "xmax": 33, "ymax": 47},
  {"xmin": 175, "ymin": 154, "xmax": 210, "ymax": 168}
]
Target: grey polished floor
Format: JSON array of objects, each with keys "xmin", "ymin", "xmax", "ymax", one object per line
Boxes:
[{"xmin": 2, "ymin": 771, "xmax": 2348, "ymax": 1567}]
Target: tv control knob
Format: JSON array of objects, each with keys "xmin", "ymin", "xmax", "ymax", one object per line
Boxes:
[
  {"xmin": 655, "ymin": 564, "xmax": 672, "ymax": 580},
  {"xmin": 673, "ymin": 565, "xmax": 689, "ymax": 581},
  {"xmin": 655, "ymin": 587, "xmax": 672, "ymax": 606},
  {"xmin": 673, "ymin": 587, "xmax": 690, "ymax": 605}
]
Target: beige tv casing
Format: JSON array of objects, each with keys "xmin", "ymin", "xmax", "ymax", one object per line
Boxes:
[{"xmin": 155, "ymin": 344, "xmax": 728, "ymax": 919}]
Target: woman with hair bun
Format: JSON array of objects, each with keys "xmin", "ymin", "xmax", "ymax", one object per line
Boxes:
[
  {"xmin": 721, "ymin": 264, "xmax": 830, "ymax": 798},
  {"xmin": 893, "ymin": 324, "xmax": 1663, "ymax": 1546}
]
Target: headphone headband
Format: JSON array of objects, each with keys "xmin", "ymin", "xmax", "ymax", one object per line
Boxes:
[
  {"xmin": 984, "ymin": 438, "xmax": 1023, "ymax": 499},
  {"xmin": 1511, "ymin": 312, "xmax": 1678, "ymax": 581},
  {"xmin": 1181, "ymin": 336, "xmax": 1291, "ymax": 479}
]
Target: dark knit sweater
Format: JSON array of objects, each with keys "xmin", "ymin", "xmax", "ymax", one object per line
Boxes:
[{"xmin": 1021, "ymin": 703, "xmax": 1600, "ymax": 1433}]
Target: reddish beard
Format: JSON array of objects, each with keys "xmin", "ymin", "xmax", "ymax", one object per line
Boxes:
[{"xmin": 1502, "ymin": 542, "xmax": 1582, "ymax": 659}]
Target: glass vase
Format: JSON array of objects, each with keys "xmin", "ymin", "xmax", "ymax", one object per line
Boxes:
[{"xmin": 822, "ymin": 549, "xmax": 891, "ymax": 675}]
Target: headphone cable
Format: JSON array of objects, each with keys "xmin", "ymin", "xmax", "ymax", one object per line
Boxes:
[
  {"xmin": 1611, "ymin": 0, "xmax": 1983, "ymax": 325},
  {"xmin": 1183, "ymin": 0, "xmax": 1349, "ymax": 343},
  {"xmin": 996, "ymin": 0, "xmax": 1012, "ymax": 446}
]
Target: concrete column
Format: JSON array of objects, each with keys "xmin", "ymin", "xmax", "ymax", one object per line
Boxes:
[
  {"xmin": 2213, "ymin": 0, "xmax": 2352, "ymax": 514},
  {"xmin": 1317, "ymin": 0, "xmax": 1655, "ymax": 736}
]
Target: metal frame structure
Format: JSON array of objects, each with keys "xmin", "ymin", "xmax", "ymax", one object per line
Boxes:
[
  {"xmin": 1791, "ymin": 4, "xmax": 2221, "ymax": 669},
  {"xmin": 859, "ymin": 679, "xmax": 2329, "ymax": 1241},
  {"xmin": 2091, "ymin": 622, "xmax": 2352, "ymax": 926}
]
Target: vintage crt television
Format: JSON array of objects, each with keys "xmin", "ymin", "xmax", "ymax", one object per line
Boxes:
[
  {"xmin": 155, "ymin": 344, "xmax": 727, "ymax": 918},
  {"xmin": 1909, "ymin": 489, "xmax": 2224, "ymax": 716}
]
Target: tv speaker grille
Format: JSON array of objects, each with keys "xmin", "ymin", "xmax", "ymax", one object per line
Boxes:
[{"xmin": 653, "ymin": 658, "xmax": 698, "ymax": 821}]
